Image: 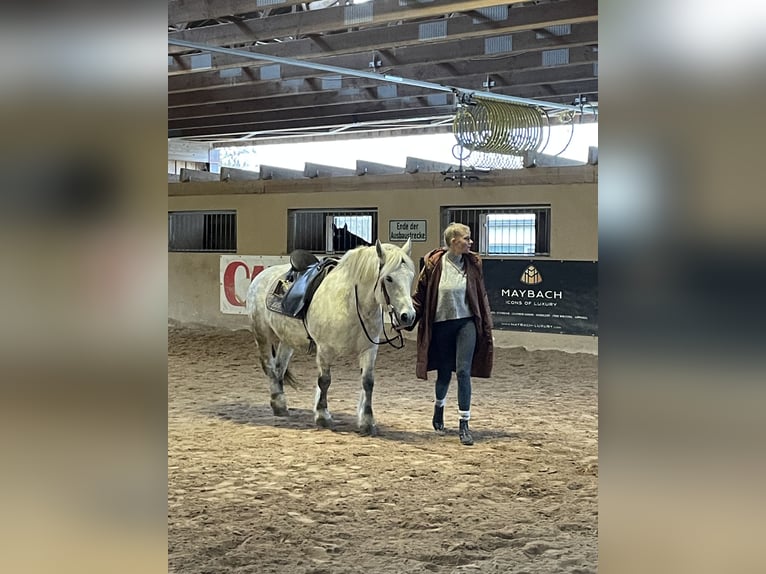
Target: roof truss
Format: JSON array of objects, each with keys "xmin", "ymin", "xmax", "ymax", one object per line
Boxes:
[{"xmin": 168, "ymin": 0, "xmax": 598, "ymax": 143}]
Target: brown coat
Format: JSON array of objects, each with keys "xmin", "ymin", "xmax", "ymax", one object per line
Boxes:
[{"xmin": 411, "ymin": 248, "xmax": 494, "ymax": 380}]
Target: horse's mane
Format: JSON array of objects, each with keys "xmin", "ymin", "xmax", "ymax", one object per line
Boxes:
[{"xmin": 334, "ymin": 243, "xmax": 413, "ymax": 285}]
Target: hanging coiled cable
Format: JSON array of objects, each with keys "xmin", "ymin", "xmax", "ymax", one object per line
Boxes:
[{"xmin": 452, "ymin": 98, "xmax": 553, "ymax": 169}]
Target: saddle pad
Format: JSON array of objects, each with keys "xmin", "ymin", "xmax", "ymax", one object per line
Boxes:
[
  {"xmin": 265, "ymin": 277, "xmax": 294, "ymax": 316},
  {"xmin": 265, "ymin": 290, "xmax": 290, "ymax": 316}
]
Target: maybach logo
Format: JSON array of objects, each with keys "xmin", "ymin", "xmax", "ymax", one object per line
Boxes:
[
  {"xmin": 502, "ymin": 288, "xmax": 563, "ymax": 300},
  {"xmin": 501, "ymin": 264, "xmax": 563, "ymax": 303},
  {"xmin": 521, "ymin": 264, "xmax": 542, "ymax": 285}
]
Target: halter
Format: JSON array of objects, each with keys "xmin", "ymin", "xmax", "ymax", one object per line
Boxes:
[{"xmin": 353, "ymin": 260, "xmax": 405, "ymax": 349}]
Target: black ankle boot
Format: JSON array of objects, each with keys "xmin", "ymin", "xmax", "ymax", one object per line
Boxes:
[
  {"xmin": 459, "ymin": 420, "xmax": 474, "ymax": 446},
  {"xmin": 432, "ymin": 405, "xmax": 445, "ymax": 432}
]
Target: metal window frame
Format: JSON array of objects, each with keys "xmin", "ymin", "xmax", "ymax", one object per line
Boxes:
[
  {"xmin": 442, "ymin": 205, "xmax": 551, "ymax": 257},
  {"xmin": 168, "ymin": 210, "xmax": 237, "ymax": 253},
  {"xmin": 287, "ymin": 207, "xmax": 378, "ymax": 254}
]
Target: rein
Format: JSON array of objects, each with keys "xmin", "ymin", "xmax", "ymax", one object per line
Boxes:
[{"xmin": 354, "ymin": 283, "xmax": 405, "ymax": 350}]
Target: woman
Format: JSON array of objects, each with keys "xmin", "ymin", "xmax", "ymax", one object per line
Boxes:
[{"xmin": 410, "ymin": 222, "xmax": 493, "ymax": 446}]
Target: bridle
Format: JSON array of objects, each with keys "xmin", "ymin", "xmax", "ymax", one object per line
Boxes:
[{"xmin": 353, "ymin": 260, "xmax": 406, "ymax": 349}]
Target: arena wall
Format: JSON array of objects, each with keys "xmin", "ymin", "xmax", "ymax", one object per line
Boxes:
[{"xmin": 168, "ymin": 166, "xmax": 597, "ymax": 353}]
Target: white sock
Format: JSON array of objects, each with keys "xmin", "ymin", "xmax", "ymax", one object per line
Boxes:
[
  {"xmin": 458, "ymin": 410, "xmax": 471, "ymax": 421},
  {"xmin": 434, "ymin": 398, "xmax": 447, "ymax": 407}
]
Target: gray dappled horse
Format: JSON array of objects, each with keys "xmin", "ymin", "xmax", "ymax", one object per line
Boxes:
[{"xmin": 246, "ymin": 240, "xmax": 415, "ymax": 435}]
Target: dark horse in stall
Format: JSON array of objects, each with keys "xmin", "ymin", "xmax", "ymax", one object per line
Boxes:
[{"xmin": 332, "ymin": 223, "xmax": 370, "ymax": 251}]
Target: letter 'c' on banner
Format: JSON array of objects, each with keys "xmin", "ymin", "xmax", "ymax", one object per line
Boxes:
[{"xmin": 223, "ymin": 262, "xmax": 264, "ymax": 306}]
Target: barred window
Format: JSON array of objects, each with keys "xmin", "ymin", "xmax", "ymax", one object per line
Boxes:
[
  {"xmin": 168, "ymin": 210, "xmax": 237, "ymax": 253},
  {"xmin": 288, "ymin": 208, "xmax": 377, "ymax": 253},
  {"xmin": 442, "ymin": 206, "xmax": 550, "ymax": 256}
]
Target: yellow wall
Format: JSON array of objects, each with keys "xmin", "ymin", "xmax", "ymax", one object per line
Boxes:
[{"xmin": 168, "ymin": 167, "xmax": 598, "ymax": 352}]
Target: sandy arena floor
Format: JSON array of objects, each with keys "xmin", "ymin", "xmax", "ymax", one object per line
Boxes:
[{"xmin": 168, "ymin": 326, "xmax": 598, "ymax": 574}]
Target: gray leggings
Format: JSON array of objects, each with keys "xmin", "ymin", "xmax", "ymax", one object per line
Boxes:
[{"xmin": 431, "ymin": 317, "xmax": 477, "ymax": 414}]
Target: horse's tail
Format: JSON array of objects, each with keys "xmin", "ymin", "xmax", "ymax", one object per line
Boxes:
[
  {"xmin": 282, "ymin": 366, "xmax": 299, "ymax": 389},
  {"xmin": 265, "ymin": 343, "xmax": 300, "ymax": 390}
]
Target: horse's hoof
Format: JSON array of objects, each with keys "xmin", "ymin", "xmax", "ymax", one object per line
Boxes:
[
  {"xmin": 270, "ymin": 396, "xmax": 288, "ymax": 417},
  {"xmin": 359, "ymin": 425, "xmax": 378, "ymax": 437},
  {"xmin": 315, "ymin": 417, "xmax": 333, "ymax": 429}
]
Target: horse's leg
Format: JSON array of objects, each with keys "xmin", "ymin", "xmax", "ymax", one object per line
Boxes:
[
  {"xmin": 268, "ymin": 343, "xmax": 293, "ymax": 416},
  {"xmin": 357, "ymin": 348, "xmax": 378, "ymax": 436},
  {"xmin": 251, "ymin": 328, "xmax": 288, "ymax": 416},
  {"xmin": 313, "ymin": 352, "xmax": 333, "ymax": 428}
]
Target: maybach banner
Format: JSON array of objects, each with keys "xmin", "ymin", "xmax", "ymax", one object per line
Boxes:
[{"xmin": 483, "ymin": 259, "xmax": 598, "ymax": 336}]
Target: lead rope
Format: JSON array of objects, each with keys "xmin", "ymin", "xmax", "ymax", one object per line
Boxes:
[{"xmin": 354, "ymin": 284, "xmax": 405, "ymax": 349}]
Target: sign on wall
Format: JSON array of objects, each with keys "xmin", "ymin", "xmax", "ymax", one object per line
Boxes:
[
  {"xmin": 483, "ymin": 259, "xmax": 598, "ymax": 336},
  {"xmin": 389, "ymin": 220, "xmax": 427, "ymax": 242},
  {"xmin": 220, "ymin": 255, "xmax": 290, "ymax": 314}
]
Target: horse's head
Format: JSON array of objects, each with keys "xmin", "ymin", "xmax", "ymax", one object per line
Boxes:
[{"xmin": 375, "ymin": 238, "xmax": 416, "ymax": 329}]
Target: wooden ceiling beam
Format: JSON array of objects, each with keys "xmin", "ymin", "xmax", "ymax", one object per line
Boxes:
[
  {"xmin": 169, "ymin": 0, "xmax": 309, "ymax": 26},
  {"xmin": 169, "ymin": 79, "xmax": 597, "ymax": 132},
  {"xmin": 169, "ymin": 63, "xmax": 598, "ymax": 122},
  {"xmin": 167, "ymin": 1, "xmax": 598, "ymax": 143},
  {"xmin": 169, "ymin": 44, "xmax": 597, "ymax": 108},
  {"xmin": 169, "ymin": 22, "xmax": 597, "ymax": 92},
  {"xmin": 170, "ymin": 1, "xmax": 533, "ymax": 51},
  {"xmin": 168, "ymin": 0, "xmax": 597, "ymax": 66}
]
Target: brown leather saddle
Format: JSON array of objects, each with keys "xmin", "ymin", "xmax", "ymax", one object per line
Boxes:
[{"xmin": 266, "ymin": 250, "xmax": 338, "ymax": 319}]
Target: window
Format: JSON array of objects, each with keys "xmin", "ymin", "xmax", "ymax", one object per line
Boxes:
[
  {"xmin": 442, "ymin": 206, "xmax": 550, "ymax": 256},
  {"xmin": 288, "ymin": 208, "xmax": 377, "ymax": 253},
  {"xmin": 484, "ymin": 213, "xmax": 536, "ymax": 255},
  {"xmin": 168, "ymin": 210, "xmax": 237, "ymax": 252}
]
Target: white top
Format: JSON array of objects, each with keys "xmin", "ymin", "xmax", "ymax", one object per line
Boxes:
[{"xmin": 435, "ymin": 253, "xmax": 472, "ymax": 323}]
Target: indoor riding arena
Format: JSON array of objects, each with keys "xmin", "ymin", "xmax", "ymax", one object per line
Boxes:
[
  {"xmin": 168, "ymin": 326, "xmax": 597, "ymax": 574},
  {"xmin": 169, "ymin": 2, "xmax": 598, "ymax": 572}
]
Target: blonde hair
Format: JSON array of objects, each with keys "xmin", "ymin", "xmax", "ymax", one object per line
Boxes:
[{"xmin": 443, "ymin": 222, "xmax": 470, "ymax": 248}]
